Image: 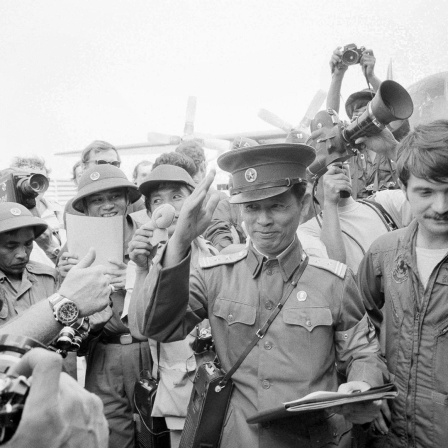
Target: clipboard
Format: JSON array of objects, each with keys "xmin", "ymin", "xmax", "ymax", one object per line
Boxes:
[
  {"xmin": 247, "ymin": 383, "xmax": 398, "ymax": 424},
  {"xmin": 66, "ymin": 214, "xmax": 124, "ymax": 268}
]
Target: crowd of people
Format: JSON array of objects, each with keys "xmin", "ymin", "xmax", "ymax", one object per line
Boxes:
[{"xmin": 0, "ymin": 47, "xmax": 447, "ymax": 448}]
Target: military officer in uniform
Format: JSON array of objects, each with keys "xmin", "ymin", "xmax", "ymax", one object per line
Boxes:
[{"xmin": 134, "ymin": 143, "xmax": 387, "ymax": 447}]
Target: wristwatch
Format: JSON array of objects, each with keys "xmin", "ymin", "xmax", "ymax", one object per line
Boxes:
[{"xmin": 48, "ymin": 293, "xmax": 80, "ymax": 326}]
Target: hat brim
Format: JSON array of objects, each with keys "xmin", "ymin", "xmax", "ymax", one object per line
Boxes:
[
  {"xmin": 72, "ymin": 178, "xmax": 141, "ymax": 213},
  {"xmin": 345, "ymin": 91, "xmax": 375, "ymax": 117},
  {"xmin": 229, "ymin": 185, "xmax": 293, "ymax": 204},
  {"xmin": 0, "ymin": 216, "xmax": 48, "ymax": 238},
  {"xmin": 139, "ymin": 167, "xmax": 196, "ymax": 198}
]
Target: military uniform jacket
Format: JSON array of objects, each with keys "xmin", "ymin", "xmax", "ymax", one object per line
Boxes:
[
  {"xmin": 137, "ymin": 238, "xmax": 386, "ymax": 448},
  {"xmin": 358, "ymin": 220, "xmax": 448, "ymax": 448},
  {"xmin": 0, "ymin": 260, "xmax": 58, "ymax": 324}
]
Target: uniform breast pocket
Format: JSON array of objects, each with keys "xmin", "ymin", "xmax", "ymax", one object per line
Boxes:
[
  {"xmin": 212, "ymin": 298, "xmax": 257, "ymax": 352},
  {"xmin": 283, "ymin": 307, "xmax": 334, "ymax": 353},
  {"xmin": 283, "ymin": 306, "xmax": 333, "ymax": 331}
]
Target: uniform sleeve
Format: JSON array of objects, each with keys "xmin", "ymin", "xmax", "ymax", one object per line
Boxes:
[
  {"xmin": 356, "ymin": 249, "xmax": 385, "ymax": 334},
  {"xmin": 334, "ymin": 269, "xmax": 387, "ymax": 387},
  {"xmin": 134, "ymin": 243, "xmax": 209, "ymax": 342}
]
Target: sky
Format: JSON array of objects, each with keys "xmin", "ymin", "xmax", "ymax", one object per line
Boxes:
[{"xmin": 1, "ymin": 0, "xmax": 447, "ymax": 179}]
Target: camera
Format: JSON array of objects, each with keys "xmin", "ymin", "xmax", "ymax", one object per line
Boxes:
[
  {"xmin": 307, "ymin": 80, "xmax": 414, "ymax": 179},
  {"xmin": 0, "ymin": 334, "xmax": 47, "ymax": 444},
  {"xmin": 54, "ymin": 318, "xmax": 90, "ymax": 357},
  {"xmin": 0, "ymin": 170, "xmax": 49, "ymax": 209},
  {"xmin": 341, "ymin": 43, "xmax": 365, "ymax": 66},
  {"xmin": 193, "ymin": 327, "xmax": 214, "ymax": 355}
]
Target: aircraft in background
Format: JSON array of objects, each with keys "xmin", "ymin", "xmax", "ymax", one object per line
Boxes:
[{"xmin": 54, "ymin": 72, "xmax": 448, "ymax": 160}]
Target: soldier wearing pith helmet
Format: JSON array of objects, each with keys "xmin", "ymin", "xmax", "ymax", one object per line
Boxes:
[
  {"xmin": 134, "ymin": 143, "xmax": 387, "ymax": 448},
  {"xmin": 58, "ymin": 164, "xmax": 149, "ymax": 448},
  {"xmin": 0, "ymin": 202, "xmax": 57, "ymax": 324}
]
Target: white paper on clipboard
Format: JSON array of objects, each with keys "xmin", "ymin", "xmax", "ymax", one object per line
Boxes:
[{"xmin": 66, "ymin": 214, "xmax": 124, "ymax": 268}]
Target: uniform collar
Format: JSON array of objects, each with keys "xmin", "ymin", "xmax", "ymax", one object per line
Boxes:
[
  {"xmin": 246, "ymin": 236, "xmax": 303, "ymax": 282},
  {"xmin": 0, "ymin": 265, "xmax": 33, "ymax": 292}
]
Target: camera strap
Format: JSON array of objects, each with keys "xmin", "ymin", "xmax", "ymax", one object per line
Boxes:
[{"xmin": 217, "ymin": 255, "xmax": 309, "ymax": 389}]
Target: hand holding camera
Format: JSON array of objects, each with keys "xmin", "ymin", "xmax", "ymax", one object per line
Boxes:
[
  {"xmin": 323, "ymin": 164, "xmax": 352, "ymax": 205},
  {"xmin": 330, "ymin": 47, "xmax": 349, "ymax": 76},
  {"xmin": 3, "ymin": 346, "xmax": 108, "ymax": 448}
]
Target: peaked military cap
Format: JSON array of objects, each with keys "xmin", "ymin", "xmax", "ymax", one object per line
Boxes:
[
  {"xmin": 139, "ymin": 165, "xmax": 196, "ymax": 198},
  {"xmin": 0, "ymin": 202, "xmax": 48, "ymax": 237},
  {"xmin": 72, "ymin": 164, "xmax": 141, "ymax": 212},
  {"xmin": 218, "ymin": 143, "xmax": 316, "ymax": 204}
]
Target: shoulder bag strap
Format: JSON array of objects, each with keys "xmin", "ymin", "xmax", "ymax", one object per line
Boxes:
[
  {"xmin": 218, "ymin": 256, "xmax": 309, "ymax": 389},
  {"xmin": 358, "ymin": 198, "xmax": 398, "ymax": 231},
  {"xmin": 156, "ymin": 342, "xmax": 161, "ymax": 383}
]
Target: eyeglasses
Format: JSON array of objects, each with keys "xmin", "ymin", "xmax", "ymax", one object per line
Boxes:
[{"xmin": 94, "ymin": 160, "xmax": 121, "ymax": 168}]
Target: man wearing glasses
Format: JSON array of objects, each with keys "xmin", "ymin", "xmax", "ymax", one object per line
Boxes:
[
  {"xmin": 81, "ymin": 140, "xmax": 122, "ymax": 170},
  {"xmin": 65, "ymin": 140, "xmax": 145, "ymax": 217}
]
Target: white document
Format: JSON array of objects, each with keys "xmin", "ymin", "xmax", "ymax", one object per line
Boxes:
[{"xmin": 66, "ymin": 214, "xmax": 124, "ymax": 268}]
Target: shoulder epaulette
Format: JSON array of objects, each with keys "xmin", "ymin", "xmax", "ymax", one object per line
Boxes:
[
  {"xmin": 199, "ymin": 249, "xmax": 248, "ymax": 269},
  {"xmin": 308, "ymin": 256, "xmax": 347, "ymax": 279},
  {"xmin": 26, "ymin": 261, "xmax": 58, "ymax": 278}
]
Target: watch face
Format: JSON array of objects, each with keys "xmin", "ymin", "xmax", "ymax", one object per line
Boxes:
[{"xmin": 57, "ymin": 302, "xmax": 79, "ymax": 325}]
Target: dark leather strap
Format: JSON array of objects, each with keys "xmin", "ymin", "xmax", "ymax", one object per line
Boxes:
[
  {"xmin": 218, "ymin": 256, "xmax": 309, "ymax": 388},
  {"xmin": 358, "ymin": 198, "xmax": 398, "ymax": 231},
  {"xmin": 156, "ymin": 342, "xmax": 161, "ymax": 383}
]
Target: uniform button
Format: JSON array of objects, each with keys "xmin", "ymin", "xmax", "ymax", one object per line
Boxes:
[
  {"xmin": 266, "ymin": 269, "xmax": 273, "ymax": 275},
  {"xmin": 265, "ymin": 301, "xmax": 274, "ymax": 310},
  {"xmin": 262, "ymin": 380, "xmax": 270, "ymax": 389},
  {"xmin": 264, "ymin": 341, "xmax": 272, "ymax": 350},
  {"xmin": 306, "ymin": 320, "xmax": 312, "ymax": 327},
  {"xmin": 228, "ymin": 314, "xmax": 234, "ymax": 322}
]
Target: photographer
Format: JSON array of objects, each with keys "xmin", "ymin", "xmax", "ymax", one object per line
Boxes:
[
  {"xmin": 327, "ymin": 46, "xmax": 381, "ymax": 116},
  {"xmin": 325, "ymin": 46, "xmax": 403, "ymax": 198},
  {"xmin": 3, "ymin": 347, "xmax": 108, "ymax": 448},
  {"xmin": 5, "ymin": 157, "xmax": 63, "ymax": 267},
  {"xmin": 297, "ymin": 158, "xmax": 398, "ymax": 274}
]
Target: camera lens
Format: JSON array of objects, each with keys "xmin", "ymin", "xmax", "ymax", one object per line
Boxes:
[
  {"xmin": 341, "ymin": 49, "xmax": 360, "ymax": 65},
  {"xmin": 16, "ymin": 173, "xmax": 49, "ymax": 198},
  {"xmin": 56, "ymin": 327, "xmax": 76, "ymax": 351}
]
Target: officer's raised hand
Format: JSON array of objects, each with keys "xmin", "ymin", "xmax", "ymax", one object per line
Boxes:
[{"xmin": 166, "ymin": 169, "xmax": 220, "ymax": 264}]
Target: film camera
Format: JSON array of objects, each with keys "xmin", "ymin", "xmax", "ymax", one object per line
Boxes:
[
  {"xmin": 0, "ymin": 334, "xmax": 47, "ymax": 444},
  {"xmin": 0, "ymin": 171, "xmax": 49, "ymax": 209},
  {"xmin": 341, "ymin": 43, "xmax": 366, "ymax": 65},
  {"xmin": 53, "ymin": 318, "xmax": 90, "ymax": 358},
  {"xmin": 307, "ymin": 80, "xmax": 414, "ymax": 194}
]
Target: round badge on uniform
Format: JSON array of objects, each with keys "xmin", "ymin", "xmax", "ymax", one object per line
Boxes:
[
  {"xmin": 10, "ymin": 207, "xmax": 22, "ymax": 216},
  {"xmin": 245, "ymin": 168, "xmax": 257, "ymax": 183},
  {"xmin": 90, "ymin": 172, "xmax": 100, "ymax": 181},
  {"xmin": 297, "ymin": 291, "xmax": 307, "ymax": 302}
]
